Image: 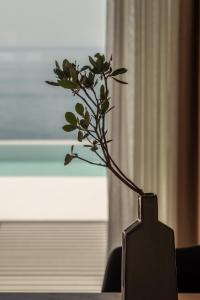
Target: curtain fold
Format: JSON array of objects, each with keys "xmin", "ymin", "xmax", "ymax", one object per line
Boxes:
[
  {"xmin": 177, "ymin": 0, "xmax": 200, "ymax": 247},
  {"xmin": 106, "ymin": 0, "xmax": 180, "ymax": 252},
  {"xmin": 107, "ymin": 0, "xmax": 200, "ymax": 252},
  {"xmin": 106, "ymin": 0, "xmax": 138, "ymax": 253}
]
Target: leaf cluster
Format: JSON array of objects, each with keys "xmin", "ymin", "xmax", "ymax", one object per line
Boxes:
[
  {"xmin": 46, "ymin": 53, "xmax": 127, "ymax": 90},
  {"xmin": 46, "ymin": 53, "xmax": 144, "ymax": 195},
  {"xmin": 46, "ymin": 53, "xmax": 128, "ymax": 156}
]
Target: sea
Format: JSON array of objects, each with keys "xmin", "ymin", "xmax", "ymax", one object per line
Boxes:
[
  {"xmin": 0, "ymin": 47, "xmax": 106, "ymax": 176},
  {"xmin": 0, "ymin": 47, "xmax": 103, "ymax": 140}
]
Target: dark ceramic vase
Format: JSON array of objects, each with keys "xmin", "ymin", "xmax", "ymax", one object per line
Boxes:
[{"xmin": 122, "ymin": 193, "xmax": 178, "ymax": 300}]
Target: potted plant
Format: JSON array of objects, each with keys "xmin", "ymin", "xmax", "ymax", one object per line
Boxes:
[{"xmin": 46, "ymin": 53, "xmax": 178, "ymax": 300}]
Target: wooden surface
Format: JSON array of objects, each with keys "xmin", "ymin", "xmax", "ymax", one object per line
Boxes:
[
  {"xmin": 0, "ymin": 293, "xmax": 199, "ymax": 300},
  {"xmin": 179, "ymin": 296, "xmax": 200, "ymax": 300}
]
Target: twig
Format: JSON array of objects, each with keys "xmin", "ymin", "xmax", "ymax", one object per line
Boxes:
[{"xmin": 74, "ymin": 154, "xmax": 107, "ymax": 167}]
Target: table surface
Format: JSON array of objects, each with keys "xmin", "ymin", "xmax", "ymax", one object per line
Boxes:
[{"xmin": 0, "ymin": 293, "xmax": 199, "ymax": 300}]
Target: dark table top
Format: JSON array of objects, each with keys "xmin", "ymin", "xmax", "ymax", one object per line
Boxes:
[
  {"xmin": 0, "ymin": 294, "xmax": 121, "ymax": 300},
  {"xmin": 0, "ymin": 293, "xmax": 200, "ymax": 300}
]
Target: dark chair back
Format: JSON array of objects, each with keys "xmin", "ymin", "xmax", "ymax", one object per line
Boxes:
[
  {"xmin": 102, "ymin": 247, "xmax": 122, "ymax": 292},
  {"xmin": 102, "ymin": 245, "xmax": 200, "ymax": 293},
  {"xmin": 176, "ymin": 246, "xmax": 200, "ymax": 293}
]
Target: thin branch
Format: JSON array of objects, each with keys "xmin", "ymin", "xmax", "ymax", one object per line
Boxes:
[
  {"xmin": 83, "ymin": 129, "xmax": 99, "ymax": 143},
  {"xmin": 108, "ymin": 165, "xmax": 144, "ymax": 195},
  {"xmin": 74, "ymin": 154, "xmax": 107, "ymax": 167},
  {"xmin": 93, "ymin": 150, "xmax": 107, "ymax": 164},
  {"xmin": 78, "ymin": 81, "xmax": 97, "ymax": 108},
  {"xmin": 108, "ymin": 154, "xmax": 143, "ymax": 192},
  {"xmin": 84, "ymin": 136, "xmax": 106, "ymax": 164},
  {"xmin": 91, "ymin": 87, "xmax": 99, "ymax": 103},
  {"xmin": 74, "ymin": 90, "xmax": 95, "ymax": 116},
  {"xmin": 77, "ymin": 126, "xmax": 96, "ymax": 134},
  {"xmin": 101, "ymin": 73, "xmax": 110, "ymax": 164}
]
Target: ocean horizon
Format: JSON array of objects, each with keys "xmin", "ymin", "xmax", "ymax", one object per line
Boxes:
[{"xmin": 0, "ymin": 46, "xmax": 104, "ymax": 139}]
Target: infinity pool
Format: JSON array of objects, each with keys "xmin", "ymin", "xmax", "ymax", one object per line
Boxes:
[{"xmin": 0, "ymin": 144, "xmax": 106, "ymax": 177}]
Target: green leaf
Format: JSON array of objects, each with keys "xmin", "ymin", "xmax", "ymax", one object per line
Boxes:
[
  {"xmin": 62, "ymin": 59, "xmax": 70, "ymax": 71},
  {"xmin": 71, "ymin": 68, "xmax": 78, "ymax": 82},
  {"xmin": 58, "ymin": 79, "xmax": 78, "ymax": 89},
  {"xmin": 75, "ymin": 103, "xmax": 84, "ymax": 116},
  {"xmin": 91, "ymin": 67, "xmax": 100, "ymax": 74},
  {"xmin": 84, "ymin": 110, "xmax": 90, "ymax": 126},
  {"xmin": 105, "ymin": 139, "xmax": 112, "ymax": 144},
  {"xmin": 83, "ymin": 133, "xmax": 89, "ymax": 139},
  {"xmin": 53, "ymin": 68, "xmax": 64, "ymax": 79},
  {"xmin": 89, "ymin": 56, "xmax": 97, "ymax": 68},
  {"xmin": 88, "ymin": 72, "xmax": 95, "ymax": 84},
  {"xmin": 107, "ymin": 105, "xmax": 115, "ymax": 113},
  {"xmin": 80, "ymin": 119, "xmax": 88, "ymax": 129},
  {"xmin": 68, "ymin": 64, "xmax": 78, "ymax": 82},
  {"xmin": 71, "ymin": 145, "xmax": 74, "ymax": 153},
  {"xmin": 100, "ymin": 84, "xmax": 105, "ymax": 100},
  {"xmin": 94, "ymin": 53, "xmax": 102, "ymax": 59},
  {"xmin": 95, "ymin": 53, "xmax": 105, "ymax": 63},
  {"xmin": 78, "ymin": 130, "xmax": 84, "ymax": 142},
  {"xmin": 94, "ymin": 79, "xmax": 98, "ymax": 87},
  {"xmin": 45, "ymin": 81, "xmax": 59, "ymax": 86},
  {"xmin": 95, "ymin": 58, "xmax": 103, "ymax": 71},
  {"xmin": 55, "ymin": 60, "xmax": 61, "ymax": 69},
  {"xmin": 65, "ymin": 112, "xmax": 77, "ymax": 126},
  {"xmin": 103, "ymin": 62, "xmax": 110, "ymax": 72},
  {"xmin": 82, "ymin": 74, "xmax": 93, "ymax": 88},
  {"xmin": 91, "ymin": 145, "xmax": 98, "ymax": 152},
  {"xmin": 63, "ymin": 124, "xmax": 77, "ymax": 132},
  {"xmin": 101, "ymin": 100, "xmax": 110, "ymax": 114},
  {"xmin": 64, "ymin": 154, "xmax": 73, "ymax": 165},
  {"xmin": 111, "ymin": 68, "xmax": 127, "ymax": 76},
  {"xmin": 112, "ymin": 77, "xmax": 128, "ymax": 84},
  {"xmin": 80, "ymin": 65, "xmax": 90, "ymax": 72}
]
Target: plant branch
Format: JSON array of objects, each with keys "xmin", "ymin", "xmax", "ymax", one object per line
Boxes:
[
  {"xmin": 79, "ymin": 82, "xmax": 97, "ymax": 108},
  {"xmin": 101, "ymin": 73, "xmax": 110, "ymax": 164},
  {"xmin": 74, "ymin": 154, "xmax": 106, "ymax": 167},
  {"xmin": 91, "ymin": 87, "xmax": 99, "ymax": 103},
  {"xmin": 94, "ymin": 150, "xmax": 107, "ymax": 164},
  {"xmin": 108, "ymin": 165, "xmax": 144, "ymax": 195},
  {"xmin": 108, "ymin": 154, "xmax": 144, "ymax": 193},
  {"xmin": 74, "ymin": 90, "xmax": 95, "ymax": 116},
  {"xmin": 47, "ymin": 53, "xmax": 144, "ymax": 195}
]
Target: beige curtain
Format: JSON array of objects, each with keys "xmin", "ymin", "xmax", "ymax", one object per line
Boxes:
[
  {"xmin": 106, "ymin": 0, "xmax": 180, "ymax": 252},
  {"xmin": 107, "ymin": 0, "xmax": 200, "ymax": 252}
]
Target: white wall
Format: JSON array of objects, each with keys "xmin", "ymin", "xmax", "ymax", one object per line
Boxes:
[{"xmin": 0, "ymin": 177, "xmax": 108, "ymax": 221}]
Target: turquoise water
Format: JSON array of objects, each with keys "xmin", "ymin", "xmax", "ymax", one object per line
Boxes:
[
  {"xmin": 0, "ymin": 145, "xmax": 106, "ymax": 176},
  {"xmin": 0, "ymin": 47, "xmax": 107, "ymax": 177}
]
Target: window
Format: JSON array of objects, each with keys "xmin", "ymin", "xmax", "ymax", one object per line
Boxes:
[{"xmin": 0, "ymin": 0, "xmax": 107, "ymax": 292}]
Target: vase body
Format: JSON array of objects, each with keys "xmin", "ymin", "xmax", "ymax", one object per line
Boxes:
[{"xmin": 122, "ymin": 193, "xmax": 178, "ymax": 300}]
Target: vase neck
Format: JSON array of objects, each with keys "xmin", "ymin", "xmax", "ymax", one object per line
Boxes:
[{"xmin": 138, "ymin": 193, "xmax": 158, "ymax": 223}]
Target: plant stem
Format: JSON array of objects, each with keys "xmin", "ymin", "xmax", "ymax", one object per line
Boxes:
[
  {"xmin": 81, "ymin": 85, "xmax": 97, "ymax": 108},
  {"xmin": 108, "ymin": 153, "xmax": 142, "ymax": 192},
  {"xmin": 75, "ymin": 154, "xmax": 106, "ymax": 167},
  {"xmin": 94, "ymin": 150, "xmax": 107, "ymax": 164},
  {"xmin": 101, "ymin": 73, "xmax": 111, "ymax": 164},
  {"xmin": 99, "ymin": 73, "xmax": 143, "ymax": 194},
  {"xmin": 108, "ymin": 165, "xmax": 144, "ymax": 195},
  {"xmin": 74, "ymin": 90, "xmax": 95, "ymax": 116},
  {"xmin": 91, "ymin": 87, "xmax": 99, "ymax": 103}
]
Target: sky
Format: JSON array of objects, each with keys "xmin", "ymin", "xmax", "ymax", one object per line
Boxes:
[{"xmin": 0, "ymin": 0, "xmax": 106, "ymax": 48}]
